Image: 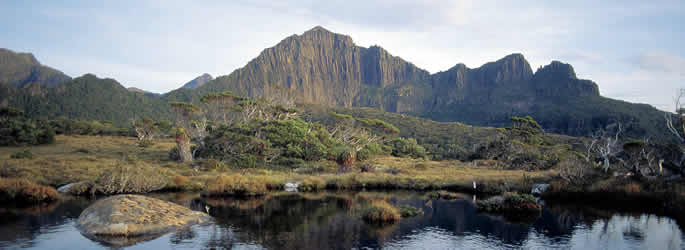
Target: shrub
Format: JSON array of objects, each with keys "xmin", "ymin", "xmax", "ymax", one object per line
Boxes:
[
  {"xmin": 477, "ymin": 192, "xmax": 541, "ymax": 216},
  {"xmin": 10, "ymin": 149, "xmax": 33, "ymax": 159},
  {"xmin": 0, "ymin": 178, "xmax": 60, "ymax": 203},
  {"xmin": 168, "ymin": 146, "xmax": 180, "ymax": 161},
  {"xmin": 398, "ymin": 205, "xmax": 424, "ymax": 218},
  {"xmin": 95, "ymin": 163, "xmax": 171, "ymax": 194},
  {"xmin": 390, "ymin": 138, "xmax": 427, "ymax": 159},
  {"xmin": 362, "ymin": 200, "xmax": 401, "ymax": 223},
  {"xmin": 204, "ymin": 173, "xmax": 268, "ymax": 197},
  {"xmin": 137, "ymin": 139, "xmax": 155, "ymax": 148}
]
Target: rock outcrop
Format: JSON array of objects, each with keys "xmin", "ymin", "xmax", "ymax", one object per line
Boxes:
[{"xmin": 77, "ymin": 195, "xmax": 210, "ymax": 246}]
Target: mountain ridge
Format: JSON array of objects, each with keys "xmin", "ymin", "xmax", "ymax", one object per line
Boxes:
[{"xmin": 0, "ymin": 26, "xmax": 670, "ymax": 141}]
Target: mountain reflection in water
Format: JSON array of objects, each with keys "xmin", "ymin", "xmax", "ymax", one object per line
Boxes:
[{"xmin": 0, "ymin": 192, "xmax": 682, "ymax": 249}]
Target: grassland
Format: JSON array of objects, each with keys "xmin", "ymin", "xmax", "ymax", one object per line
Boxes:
[{"xmin": 0, "ymin": 135, "xmax": 552, "ymax": 195}]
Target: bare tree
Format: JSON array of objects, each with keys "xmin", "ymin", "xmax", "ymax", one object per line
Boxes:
[
  {"xmin": 596, "ymin": 122, "xmax": 623, "ymax": 172},
  {"xmin": 664, "ymin": 88, "xmax": 685, "ymax": 176},
  {"xmin": 131, "ymin": 117, "xmax": 158, "ymax": 142},
  {"xmin": 328, "ymin": 113, "xmax": 393, "ymax": 173}
]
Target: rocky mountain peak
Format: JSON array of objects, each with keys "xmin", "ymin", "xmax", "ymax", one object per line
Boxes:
[
  {"xmin": 182, "ymin": 73, "xmax": 213, "ymax": 89},
  {"xmin": 535, "ymin": 61, "xmax": 577, "ymax": 79},
  {"xmin": 472, "ymin": 53, "xmax": 534, "ymax": 85}
]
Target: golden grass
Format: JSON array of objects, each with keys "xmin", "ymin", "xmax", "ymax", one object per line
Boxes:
[
  {"xmin": 362, "ymin": 199, "xmax": 401, "ymax": 223},
  {"xmin": 0, "ymin": 135, "xmax": 555, "ymax": 196},
  {"xmin": 205, "ymin": 173, "xmax": 268, "ymax": 196},
  {"xmin": 0, "ymin": 178, "xmax": 60, "ymax": 203}
]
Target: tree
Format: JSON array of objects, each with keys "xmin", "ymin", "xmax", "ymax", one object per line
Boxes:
[
  {"xmin": 596, "ymin": 122, "xmax": 622, "ymax": 172},
  {"xmin": 664, "ymin": 88, "xmax": 685, "ymax": 176},
  {"xmin": 131, "ymin": 117, "xmax": 158, "ymax": 142},
  {"xmin": 200, "ymin": 91, "xmax": 242, "ymax": 125},
  {"xmin": 328, "ymin": 112, "xmax": 397, "ymax": 173},
  {"xmin": 169, "ymin": 102, "xmax": 201, "ymax": 162}
]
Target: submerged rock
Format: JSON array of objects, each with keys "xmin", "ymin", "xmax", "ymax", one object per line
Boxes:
[{"xmin": 77, "ymin": 195, "xmax": 210, "ymax": 246}]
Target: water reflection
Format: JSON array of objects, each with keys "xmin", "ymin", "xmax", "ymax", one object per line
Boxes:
[{"xmin": 0, "ymin": 192, "xmax": 682, "ymax": 250}]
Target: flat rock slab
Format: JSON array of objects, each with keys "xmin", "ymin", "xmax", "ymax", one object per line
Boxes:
[{"xmin": 77, "ymin": 195, "xmax": 210, "ymax": 238}]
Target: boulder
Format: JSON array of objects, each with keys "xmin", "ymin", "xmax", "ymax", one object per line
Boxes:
[
  {"xmin": 531, "ymin": 183, "xmax": 550, "ymax": 196},
  {"xmin": 284, "ymin": 182, "xmax": 299, "ymax": 192},
  {"xmin": 77, "ymin": 195, "xmax": 210, "ymax": 245},
  {"xmin": 57, "ymin": 181, "xmax": 92, "ymax": 195}
]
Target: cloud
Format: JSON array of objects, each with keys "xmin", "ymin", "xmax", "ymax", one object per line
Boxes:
[{"xmin": 635, "ymin": 52, "xmax": 685, "ymax": 75}]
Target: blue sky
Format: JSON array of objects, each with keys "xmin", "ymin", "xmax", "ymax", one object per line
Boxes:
[{"xmin": 1, "ymin": 0, "xmax": 683, "ymax": 111}]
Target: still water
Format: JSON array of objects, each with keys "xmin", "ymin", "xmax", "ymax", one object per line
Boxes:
[{"xmin": 0, "ymin": 192, "xmax": 683, "ymax": 249}]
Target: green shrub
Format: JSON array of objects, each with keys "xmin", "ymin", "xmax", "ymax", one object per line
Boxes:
[
  {"xmin": 10, "ymin": 149, "xmax": 33, "ymax": 159},
  {"xmin": 390, "ymin": 138, "xmax": 427, "ymax": 159},
  {"xmin": 137, "ymin": 139, "xmax": 155, "ymax": 148},
  {"xmin": 398, "ymin": 205, "xmax": 424, "ymax": 218}
]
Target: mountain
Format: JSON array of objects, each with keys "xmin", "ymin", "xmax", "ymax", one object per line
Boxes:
[
  {"xmin": 181, "ymin": 73, "xmax": 213, "ymax": 89},
  {"xmin": 0, "ymin": 74, "xmax": 171, "ymax": 123},
  {"xmin": 164, "ymin": 26, "xmax": 668, "ymax": 140},
  {"xmin": 165, "ymin": 26, "xmax": 429, "ymax": 106},
  {"xmin": 0, "ymin": 48, "xmax": 71, "ymax": 88},
  {"xmin": 0, "ymin": 26, "xmax": 671, "ymax": 140}
]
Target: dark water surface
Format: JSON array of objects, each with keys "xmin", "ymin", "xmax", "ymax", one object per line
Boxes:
[{"xmin": 0, "ymin": 192, "xmax": 683, "ymax": 249}]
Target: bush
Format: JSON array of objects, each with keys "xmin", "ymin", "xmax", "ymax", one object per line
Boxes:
[
  {"xmin": 477, "ymin": 192, "xmax": 541, "ymax": 216},
  {"xmin": 362, "ymin": 200, "xmax": 401, "ymax": 223},
  {"xmin": 0, "ymin": 178, "xmax": 60, "ymax": 203},
  {"xmin": 10, "ymin": 149, "xmax": 33, "ymax": 159},
  {"xmin": 168, "ymin": 146, "xmax": 180, "ymax": 161},
  {"xmin": 204, "ymin": 173, "xmax": 268, "ymax": 197},
  {"xmin": 137, "ymin": 139, "xmax": 155, "ymax": 148},
  {"xmin": 390, "ymin": 138, "xmax": 427, "ymax": 159},
  {"xmin": 398, "ymin": 205, "xmax": 424, "ymax": 218},
  {"xmin": 95, "ymin": 163, "xmax": 171, "ymax": 194}
]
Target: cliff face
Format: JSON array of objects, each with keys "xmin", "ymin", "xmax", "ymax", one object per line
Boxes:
[
  {"xmin": 170, "ymin": 26, "xmax": 429, "ymax": 107},
  {"xmin": 0, "ymin": 48, "xmax": 72, "ymax": 88}
]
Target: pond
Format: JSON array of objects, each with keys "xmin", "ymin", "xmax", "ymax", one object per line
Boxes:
[{"xmin": 0, "ymin": 191, "xmax": 683, "ymax": 249}]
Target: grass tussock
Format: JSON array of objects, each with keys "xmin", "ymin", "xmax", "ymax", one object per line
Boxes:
[
  {"xmin": 204, "ymin": 173, "xmax": 268, "ymax": 197},
  {"xmin": 362, "ymin": 200, "xmax": 401, "ymax": 223},
  {"xmin": 477, "ymin": 192, "xmax": 541, "ymax": 216},
  {"xmin": 299, "ymin": 176, "xmax": 326, "ymax": 191},
  {"xmin": 0, "ymin": 178, "xmax": 60, "ymax": 203}
]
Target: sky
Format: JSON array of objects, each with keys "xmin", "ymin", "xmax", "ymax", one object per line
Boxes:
[{"xmin": 1, "ymin": 0, "xmax": 683, "ymax": 111}]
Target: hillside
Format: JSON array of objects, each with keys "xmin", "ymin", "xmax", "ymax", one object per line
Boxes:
[
  {"xmin": 0, "ymin": 74, "xmax": 171, "ymax": 124},
  {"xmin": 0, "ymin": 48, "xmax": 71, "ymax": 88}
]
